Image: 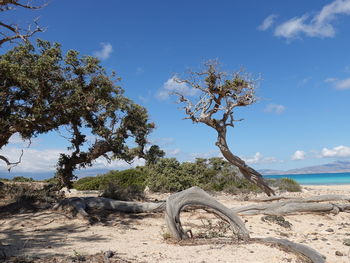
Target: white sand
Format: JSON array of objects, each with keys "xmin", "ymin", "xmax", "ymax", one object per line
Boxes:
[{"xmin": 1, "ymin": 185, "xmax": 350, "ymax": 262}]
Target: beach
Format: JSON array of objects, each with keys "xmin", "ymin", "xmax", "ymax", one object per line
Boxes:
[{"xmin": 1, "ymin": 184, "xmax": 350, "ymax": 263}]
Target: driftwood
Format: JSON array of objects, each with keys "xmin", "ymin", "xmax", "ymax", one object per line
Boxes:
[
  {"xmin": 53, "ymin": 197, "xmax": 165, "ymax": 219},
  {"xmin": 232, "ymin": 195, "xmax": 350, "ymax": 215},
  {"xmin": 52, "ymin": 187, "xmax": 335, "ymax": 262},
  {"xmin": 164, "ymin": 187, "xmax": 326, "ymax": 263},
  {"xmin": 256, "ymin": 237, "xmax": 326, "ymax": 263},
  {"xmin": 164, "ymin": 186, "xmax": 250, "ymax": 240},
  {"xmin": 252, "ymin": 194, "xmax": 350, "ymax": 203},
  {"xmin": 53, "ymin": 193, "xmax": 350, "ymax": 219}
]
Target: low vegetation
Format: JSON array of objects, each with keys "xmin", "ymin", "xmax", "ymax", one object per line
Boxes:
[
  {"xmin": 1, "ymin": 158, "xmax": 301, "ymax": 203},
  {"xmin": 267, "ymin": 177, "xmax": 302, "ymax": 192}
]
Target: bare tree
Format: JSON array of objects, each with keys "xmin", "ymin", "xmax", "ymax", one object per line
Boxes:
[
  {"xmin": 173, "ymin": 61, "xmax": 275, "ymax": 196},
  {"xmin": 0, "ymin": 0, "xmax": 46, "ymax": 46}
]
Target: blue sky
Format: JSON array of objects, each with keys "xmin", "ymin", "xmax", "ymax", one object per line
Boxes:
[{"xmin": 1, "ymin": 0, "xmax": 350, "ymax": 177}]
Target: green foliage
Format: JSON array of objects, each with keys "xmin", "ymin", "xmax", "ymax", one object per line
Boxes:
[
  {"xmin": 12, "ymin": 176, "xmax": 34, "ymax": 182},
  {"xmin": 73, "ymin": 169, "xmax": 146, "ymax": 201},
  {"xmin": 267, "ymin": 178, "xmax": 302, "ymax": 192},
  {"xmin": 145, "ymin": 157, "xmax": 262, "ymax": 194},
  {"xmin": 99, "ymin": 169, "xmax": 146, "ymax": 201},
  {"xmin": 0, "ymin": 40, "xmax": 163, "ymax": 188},
  {"xmin": 73, "ymin": 176, "xmax": 101, "ymax": 191}
]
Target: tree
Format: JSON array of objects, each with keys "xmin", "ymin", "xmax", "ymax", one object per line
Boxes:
[
  {"xmin": 173, "ymin": 61, "xmax": 275, "ymax": 196},
  {"xmin": 0, "ymin": 40, "xmax": 164, "ymax": 188},
  {"xmin": 0, "ymin": 0, "xmax": 46, "ymax": 47}
]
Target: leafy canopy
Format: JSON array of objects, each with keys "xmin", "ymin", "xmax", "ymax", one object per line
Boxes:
[{"xmin": 0, "ymin": 40, "xmax": 164, "ymax": 187}]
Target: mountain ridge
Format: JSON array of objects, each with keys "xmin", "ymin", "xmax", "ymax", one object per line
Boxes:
[{"xmin": 259, "ymin": 160, "xmax": 350, "ymax": 175}]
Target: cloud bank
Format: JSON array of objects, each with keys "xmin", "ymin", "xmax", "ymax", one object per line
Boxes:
[{"xmin": 321, "ymin": 145, "xmax": 350, "ymax": 158}]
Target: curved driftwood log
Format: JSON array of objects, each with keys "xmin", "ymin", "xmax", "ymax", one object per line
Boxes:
[
  {"xmin": 232, "ymin": 195, "xmax": 350, "ymax": 215},
  {"xmin": 164, "ymin": 187, "xmax": 326, "ymax": 263},
  {"xmin": 257, "ymin": 237, "xmax": 326, "ymax": 263},
  {"xmin": 252, "ymin": 194, "xmax": 350, "ymax": 203},
  {"xmin": 53, "ymin": 197, "xmax": 165, "ymax": 219},
  {"xmin": 165, "ymin": 186, "xmax": 250, "ymax": 240},
  {"xmin": 52, "ymin": 187, "xmax": 328, "ymax": 262}
]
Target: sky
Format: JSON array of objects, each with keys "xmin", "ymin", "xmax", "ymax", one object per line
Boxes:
[{"xmin": 1, "ymin": 0, "xmax": 350, "ymax": 178}]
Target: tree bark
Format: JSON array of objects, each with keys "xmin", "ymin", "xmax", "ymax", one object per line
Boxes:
[
  {"xmin": 232, "ymin": 195, "xmax": 350, "ymax": 215},
  {"xmin": 216, "ymin": 131, "xmax": 275, "ymax": 196},
  {"xmin": 164, "ymin": 186, "xmax": 250, "ymax": 240},
  {"xmin": 53, "ymin": 196, "xmax": 165, "ymax": 219},
  {"xmin": 256, "ymin": 237, "xmax": 326, "ymax": 263}
]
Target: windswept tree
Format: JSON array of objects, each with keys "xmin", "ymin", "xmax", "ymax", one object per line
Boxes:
[
  {"xmin": 0, "ymin": 0, "xmax": 46, "ymax": 46},
  {"xmin": 173, "ymin": 61, "xmax": 274, "ymax": 196},
  {"xmin": 0, "ymin": 40, "xmax": 164, "ymax": 188}
]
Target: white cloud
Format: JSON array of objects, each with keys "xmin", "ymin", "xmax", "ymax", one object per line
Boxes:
[
  {"xmin": 335, "ymin": 78, "xmax": 350, "ymax": 89},
  {"xmin": 321, "ymin": 145, "xmax": 350, "ymax": 158},
  {"xmin": 93, "ymin": 42, "xmax": 113, "ymax": 60},
  {"xmin": 325, "ymin": 77, "xmax": 350, "ymax": 90},
  {"xmin": 93, "ymin": 156, "xmax": 145, "ymax": 169},
  {"xmin": 0, "ymin": 147, "xmax": 66, "ymax": 172},
  {"xmin": 292, "ymin": 150, "xmax": 306, "ymax": 160},
  {"xmin": 243, "ymin": 152, "xmax": 279, "ymax": 165},
  {"xmin": 166, "ymin": 148, "xmax": 181, "ymax": 155},
  {"xmin": 0, "ymin": 146, "xmax": 144, "ymax": 173},
  {"xmin": 264, "ymin": 103, "xmax": 286, "ymax": 114},
  {"xmin": 274, "ymin": 0, "xmax": 350, "ymax": 39},
  {"xmin": 258, "ymin": 14, "xmax": 278, "ymax": 31},
  {"xmin": 157, "ymin": 77, "xmax": 197, "ymax": 100}
]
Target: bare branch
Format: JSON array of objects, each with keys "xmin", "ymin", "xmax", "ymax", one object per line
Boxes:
[
  {"xmin": 0, "ymin": 149, "xmax": 24, "ymax": 171},
  {"xmin": 173, "ymin": 61, "xmax": 274, "ymax": 196},
  {"xmin": 0, "ymin": 0, "xmax": 47, "ymax": 46}
]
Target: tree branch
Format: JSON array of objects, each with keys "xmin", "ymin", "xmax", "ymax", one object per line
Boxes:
[{"xmin": 0, "ymin": 149, "xmax": 23, "ymax": 171}]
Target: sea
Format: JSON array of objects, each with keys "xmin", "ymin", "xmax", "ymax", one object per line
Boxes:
[{"xmin": 264, "ymin": 172, "xmax": 350, "ymax": 185}]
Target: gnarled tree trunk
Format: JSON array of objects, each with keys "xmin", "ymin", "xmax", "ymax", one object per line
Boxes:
[{"xmin": 216, "ymin": 130, "xmax": 275, "ymax": 196}]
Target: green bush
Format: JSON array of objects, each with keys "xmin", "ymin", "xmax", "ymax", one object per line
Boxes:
[
  {"xmin": 99, "ymin": 169, "xmax": 145, "ymax": 201},
  {"xmin": 73, "ymin": 176, "xmax": 101, "ymax": 190},
  {"xmin": 12, "ymin": 176, "xmax": 34, "ymax": 182},
  {"xmin": 145, "ymin": 158, "xmax": 198, "ymax": 193},
  {"xmin": 145, "ymin": 157, "xmax": 262, "ymax": 194},
  {"xmin": 267, "ymin": 177, "xmax": 302, "ymax": 192},
  {"xmin": 72, "ymin": 169, "xmax": 146, "ymax": 201}
]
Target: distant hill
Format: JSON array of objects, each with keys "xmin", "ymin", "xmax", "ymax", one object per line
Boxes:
[{"xmin": 260, "ymin": 160, "xmax": 350, "ymax": 175}]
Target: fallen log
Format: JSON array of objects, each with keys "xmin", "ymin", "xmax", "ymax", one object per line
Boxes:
[
  {"xmin": 164, "ymin": 187, "xmax": 326, "ymax": 263},
  {"xmin": 251, "ymin": 194, "xmax": 350, "ymax": 203},
  {"xmin": 164, "ymin": 186, "xmax": 250, "ymax": 240},
  {"xmin": 256, "ymin": 237, "xmax": 326, "ymax": 263},
  {"xmin": 53, "ymin": 196, "xmax": 165, "ymax": 219},
  {"xmin": 232, "ymin": 196, "xmax": 350, "ymax": 216}
]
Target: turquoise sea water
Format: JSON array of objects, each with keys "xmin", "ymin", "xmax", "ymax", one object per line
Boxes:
[{"xmin": 264, "ymin": 172, "xmax": 350, "ymax": 185}]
